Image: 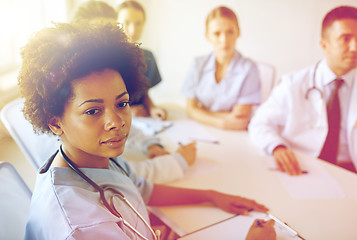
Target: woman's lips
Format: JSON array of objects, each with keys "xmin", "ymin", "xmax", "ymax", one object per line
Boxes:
[{"xmin": 101, "ymin": 135, "xmax": 127, "ymax": 146}]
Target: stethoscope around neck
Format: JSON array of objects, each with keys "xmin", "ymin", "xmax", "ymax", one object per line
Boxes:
[
  {"xmin": 59, "ymin": 145, "xmax": 159, "ymax": 240},
  {"xmin": 304, "ymin": 60, "xmax": 324, "ymax": 100}
]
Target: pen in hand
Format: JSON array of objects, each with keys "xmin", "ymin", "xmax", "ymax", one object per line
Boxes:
[
  {"xmin": 256, "ymin": 220, "xmax": 263, "ymax": 227},
  {"xmin": 268, "ymin": 213, "xmax": 306, "ymax": 239},
  {"xmin": 177, "ymin": 142, "xmax": 197, "ymax": 166},
  {"xmin": 269, "ymin": 168, "xmax": 308, "ymax": 174},
  {"xmin": 189, "ymin": 138, "xmax": 220, "ymax": 144}
]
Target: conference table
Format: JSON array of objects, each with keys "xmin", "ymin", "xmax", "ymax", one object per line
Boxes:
[{"xmin": 126, "ymin": 104, "xmax": 357, "ymax": 240}]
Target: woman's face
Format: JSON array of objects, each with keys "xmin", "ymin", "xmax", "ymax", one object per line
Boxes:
[
  {"xmin": 117, "ymin": 7, "xmax": 145, "ymax": 43},
  {"xmin": 206, "ymin": 16, "xmax": 239, "ymax": 58},
  {"xmin": 49, "ymin": 69, "xmax": 132, "ymax": 165}
]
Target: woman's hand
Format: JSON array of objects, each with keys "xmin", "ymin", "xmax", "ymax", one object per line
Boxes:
[
  {"xmin": 273, "ymin": 146, "xmax": 302, "ymax": 175},
  {"xmin": 176, "ymin": 142, "xmax": 197, "ymax": 166},
  {"xmin": 150, "ymin": 106, "xmax": 167, "ymax": 120},
  {"xmin": 221, "ymin": 104, "xmax": 253, "ymax": 130},
  {"xmin": 223, "ymin": 113, "xmax": 250, "ymax": 130},
  {"xmin": 245, "ymin": 219, "xmax": 276, "ymax": 240},
  {"xmin": 209, "ymin": 190, "xmax": 269, "ymax": 215},
  {"xmin": 147, "ymin": 144, "xmax": 170, "ymax": 159}
]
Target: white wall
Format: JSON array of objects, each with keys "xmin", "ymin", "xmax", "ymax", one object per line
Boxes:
[{"xmin": 117, "ymin": 0, "xmax": 357, "ymax": 106}]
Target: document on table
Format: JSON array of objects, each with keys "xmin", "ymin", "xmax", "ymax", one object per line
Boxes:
[
  {"xmin": 177, "ymin": 211, "xmax": 303, "ymax": 240},
  {"xmin": 132, "ymin": 117, "xmax": 173, "ymax": 136},
  {"xmin": 272, "ymin": 151, "xmax": 345, "ymax": 199},
  {"xmin": 162, "ymin": 119, "xmax": 219, "ymax": 144}
]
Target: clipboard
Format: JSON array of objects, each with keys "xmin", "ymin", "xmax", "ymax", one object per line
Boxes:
[{"xmin": 177, "ymin": 212, "xmax": 305, "ymax": 240}]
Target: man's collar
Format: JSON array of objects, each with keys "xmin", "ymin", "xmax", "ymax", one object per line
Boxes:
[{"xmin": 320, "ymin": 59, "xmax": 356, "ymax": 87}]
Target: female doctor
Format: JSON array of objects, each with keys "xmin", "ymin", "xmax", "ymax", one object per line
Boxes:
[
  {"xmin": 181, "ymin": 6, "xmax": 261, "ymax": 130},
  {"xmin": 21, "ymin": 22, "xmax": 273, "ymax": 239},
  {"xmin": 71, "ymin": 0, "xmax": 197, "ymax": 185}
]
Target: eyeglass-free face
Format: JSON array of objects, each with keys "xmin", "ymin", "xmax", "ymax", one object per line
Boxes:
[
  {"xmin": 206, "ymin": 16, "xmax": 240, "ymax": 60},
  {"xmin": 321, "ymin": 18, "xmax": 357, "ymax": 76},
  {"xmin": 118, "ymin": 7, "xmax": 145, "ymax": 43},
  {"xmin": 49, "ymin": 69, "xmax": 132, "ymax": 169}
]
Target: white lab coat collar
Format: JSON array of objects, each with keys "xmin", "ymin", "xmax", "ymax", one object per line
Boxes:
[
  {"xmin": 347, "ymin": 70, "xmax": 357, "ymax": 167},
  {"xmin": 319, "ymin": 59, "xmax": 355, "ymax": 87},
  {"xmin": 347, "ymin": 69, "xmax": 357, "ymax": 133},
  {"xmin": 316, "ymin": 60, "xmax": 357, "ymax": 130},
  {"xmin": 320, "ymin": 59, "xmax": 337, "ymax": 86}
]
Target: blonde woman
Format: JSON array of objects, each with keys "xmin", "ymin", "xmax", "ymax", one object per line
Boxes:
[{"xmin": 182, "ymin": 6, "xmax": 261, "ymax": 130}]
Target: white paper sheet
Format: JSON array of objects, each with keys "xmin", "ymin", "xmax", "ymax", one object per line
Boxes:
[
  {"xmin": 273, "ymin": 152, "xmax": 345, "ymax": 199},
  {"xmin": 132, "ymin": 117, "xmax": 173, "ymax": 136},
  {"xmin": 178, "ymin": 212, "xmax": 303, "ymax": 240},
  {"xmin": 162, "ymin": 119, "xmax": 219, "ymax": 145}
]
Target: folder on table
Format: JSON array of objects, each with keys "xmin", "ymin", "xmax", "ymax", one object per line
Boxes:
[{"xmin": 177, "ymin": 212, "xmax": 304, "ymax": 240}]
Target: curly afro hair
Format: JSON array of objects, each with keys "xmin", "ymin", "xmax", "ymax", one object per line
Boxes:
[{"xmin": 18, "ymin": 22, "xmax": 149, "ymax": 134}]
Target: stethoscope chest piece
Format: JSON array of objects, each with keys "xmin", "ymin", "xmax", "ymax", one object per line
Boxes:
[{"xmin": 59, "ymin": 145, "xmax": 158, "ymax": 240}]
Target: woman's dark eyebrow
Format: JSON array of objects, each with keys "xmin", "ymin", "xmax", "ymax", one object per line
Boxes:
[
  {"xmin": 116, "ymin": 91, "xmax": 129, "ymax": 100},
  {"xmin": 78, "ymin": 99, "xmax": 103, "ymax": 107},
  {"xmin": 79, "ymin": 92, "xmax": 129, "ymax": 107}
]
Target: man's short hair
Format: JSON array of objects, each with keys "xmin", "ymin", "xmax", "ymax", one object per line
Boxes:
[{"xmin": 322, "ymin": 6, "xmax": 357, "ymax": 37}]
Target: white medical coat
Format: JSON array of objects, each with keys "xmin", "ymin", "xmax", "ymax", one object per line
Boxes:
[{"xmin": 249, "ymin": 60, "xmax": 357, "ymax": 167}]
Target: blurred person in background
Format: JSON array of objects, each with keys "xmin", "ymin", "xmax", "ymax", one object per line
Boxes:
[
  {"xmin": 117, "ymin": 0, "xmax": 167, "ymax": 120},
  {"xmin": 181, "ymin": 6, "xmax": 261, "ymax": 130}
]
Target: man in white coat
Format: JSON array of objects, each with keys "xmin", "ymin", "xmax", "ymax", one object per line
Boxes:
[{"xmin": 249, "ymin": 6, "xmax": 357, "ymax": 175}]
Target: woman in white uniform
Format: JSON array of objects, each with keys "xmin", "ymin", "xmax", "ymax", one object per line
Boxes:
[
  {"xmin": 21, "ymin": 22, "xmax": 274, "ymax": 239},
  {"xmin": 182, "ymin": 6, "xmax": 261, "ymax": 130}
]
